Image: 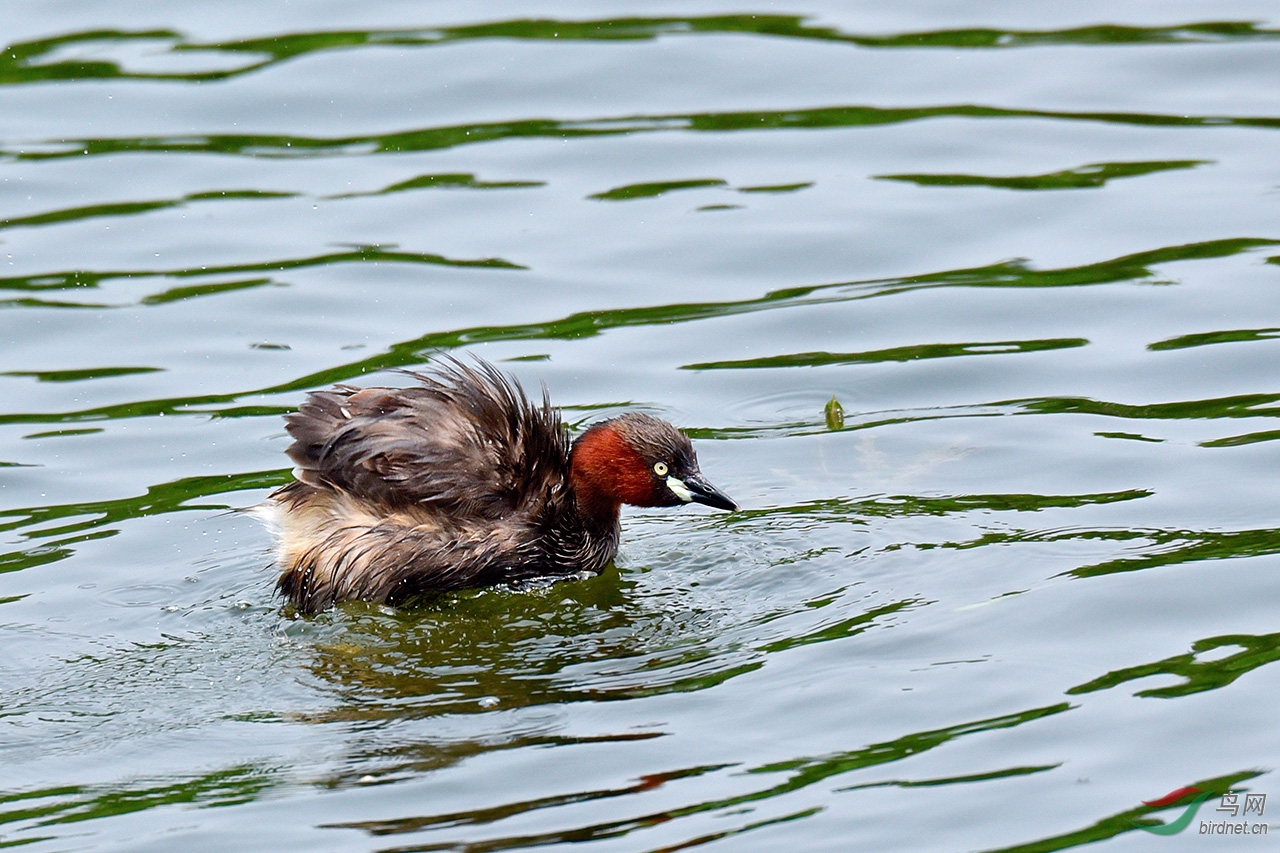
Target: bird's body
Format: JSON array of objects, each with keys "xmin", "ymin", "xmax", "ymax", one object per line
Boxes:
[{"xmin": 262, "ymin": 359, "xmax": 735, "ymax": 613}]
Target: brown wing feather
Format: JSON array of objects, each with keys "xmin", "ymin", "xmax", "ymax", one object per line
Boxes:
[{"xmin": 283, "ymin": 358, "xmax": 569, "ymax": 518}]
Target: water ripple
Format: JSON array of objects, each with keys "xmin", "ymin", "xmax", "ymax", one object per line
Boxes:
[
  {"xmin": 6, "ymin": 106, "xmax": 1280, "ymax": 162},
  {"xmin": 5, "ymin": 19, "xmax": 1278, "ymax": 89}
]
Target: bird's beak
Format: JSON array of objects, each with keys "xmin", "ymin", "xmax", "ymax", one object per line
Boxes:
[{"xmin": 669, "ymin": 473, "xmax": 738, "ymax": 512}]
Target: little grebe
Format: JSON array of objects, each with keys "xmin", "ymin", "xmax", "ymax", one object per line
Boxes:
[{"xmin": 262, "ymin": 358, "xmax": 737, "ymax": 613}]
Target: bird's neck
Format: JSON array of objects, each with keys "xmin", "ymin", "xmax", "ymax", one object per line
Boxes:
[{"xmin": 569, "ymin": 424, "xmax": 647, "ymax": 529}]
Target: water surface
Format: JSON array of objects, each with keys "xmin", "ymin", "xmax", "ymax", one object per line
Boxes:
[{"xmin": 2, "ymin": 2, "xmax": 1279, "ymax": 850}]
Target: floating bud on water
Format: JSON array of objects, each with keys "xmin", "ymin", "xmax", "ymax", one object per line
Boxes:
[{"xmin": 824, "ymin": 396, "xmax": 844, "ymax": 430}]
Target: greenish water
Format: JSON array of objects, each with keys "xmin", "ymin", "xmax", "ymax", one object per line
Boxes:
[{"xmin": 2, "ymin": 2, "xmax": 1279, "ymax": 850}]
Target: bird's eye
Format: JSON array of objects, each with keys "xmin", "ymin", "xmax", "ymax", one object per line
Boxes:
[{"xmin": 653, "ymin": 461, "xmax": 669, "ymax": 477}]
